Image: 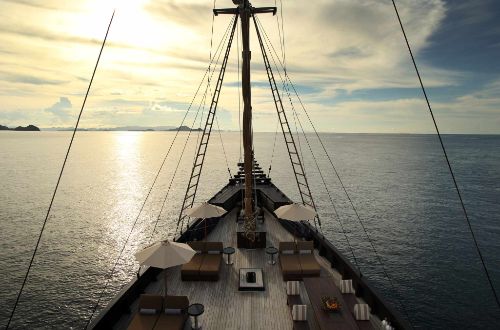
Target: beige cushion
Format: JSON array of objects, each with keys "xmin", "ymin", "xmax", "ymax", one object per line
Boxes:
[
  {"xmin": 292, "ymin": 304, "xmax": 307, "ymax": 321},
  {"xmin": 279, "ymin": 241, "xmax": 296, "ymax": 253},
  {"xmin": 354, "ymin": 303, "xmax": 370, "ymax": 321},
  {"xmin": 296, "ymin": 240, "xmax": 314, "ymax": 251},
  {"xmin": 138, "ymin": 294, "xmax": 163, "ymax": 311},
  {"xmin": 340, "ymin": 279, "xmax": 355, "ymax": 294},
  {"xmin": 286, "ymin": 281, "xmax": 300, "ymax": 295}
]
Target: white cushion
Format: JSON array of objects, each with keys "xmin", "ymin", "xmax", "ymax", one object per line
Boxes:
[
  {"xmin": 164, "ymin": 308, "xmax": 182, "ymax": 315},
  {"xmin": 282, "ymin": 250, "xmax": 294, "ymax": 255},
  {"xmin": 286, "ymin": 281, "xmax": 300, "ymax": 295},
  {"xmin": 340, "ymin": 279, "xmax": 355, "ymax": 294},
  {"xmin": 299, "ymin": 250, "xmax": 312, "ymax": 254},
  {"xmin": 139, "ymin": 308, "xmax": 156, "ymax": 315},
  {"xmin": 292, "ymin": 304, "xmax": 307, "ymax": 321},
  {"xmin": 354, "ymin": 304, "xmax": 370, "ymax": 321}
]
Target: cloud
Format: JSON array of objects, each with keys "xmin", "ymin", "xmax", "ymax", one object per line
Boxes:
[
  {"xmin": 44, "ymin": 97, "xmax": 73, "ymax": 120},
  {"xmin": 0, "ymin": 71, "xmax": 67, "ymax": 86}
]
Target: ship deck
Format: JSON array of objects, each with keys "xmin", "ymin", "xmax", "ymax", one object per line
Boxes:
[{"xmin": 114, "ymin": 208, "xmax": 382, "ymax": 330}]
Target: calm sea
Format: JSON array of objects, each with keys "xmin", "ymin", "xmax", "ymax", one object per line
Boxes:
[{"xmin": 0, "ymin": 131, "xmax": 499, "ymax": 329}]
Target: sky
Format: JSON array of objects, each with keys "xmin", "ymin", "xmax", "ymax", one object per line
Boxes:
[{"xmin": 0, "ymin": 0, "xmax": 499, "ymax": 133}]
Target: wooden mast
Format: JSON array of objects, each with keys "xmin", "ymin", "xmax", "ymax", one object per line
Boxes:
[
  {"xmin": 214, "ymin": 1, "xmax": 276, "ymax": 240},
  {"xmin": 240, "ymin": 0, "xmax": 254, "ymax": 231}
]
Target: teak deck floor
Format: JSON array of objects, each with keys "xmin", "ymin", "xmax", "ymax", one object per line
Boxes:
[{"xmin": 115, "ymin": 209, "xmax": 378, "ymax": 330}]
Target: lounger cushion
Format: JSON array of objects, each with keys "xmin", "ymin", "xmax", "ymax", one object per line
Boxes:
[
  {"xmin": 164, "ymin": 295, "xmax": 189, "ymax": 310},
  {"xmin": 181, "ymin": 254, "xmax": 204, "ymax": 275},
  {"xmin": 298, "ymin": 254, "xmax": 321, "ymax": 275},
  {"xmin": 296, "ymin": 241, "xmax": 314, "ymax": 251},
  {"xmin": 138, "ymin": 294, "xmax": 163, "ymax": 311},
  {"xmin": 280, "ymin": 254, "xmax": 301, "ymax": 276},
  {"xmin": 128, "ymin": 313, "xmax": 159, "ymax": 330},
  {"xmin": 279, "ymin": 242, "xmax": 296, "ymax": 253},
  {"xmin": 292, "ymin": 305, "xmax": 307, "ymax": 321},
  {"xmin": 340, "ymin": 279, "xmax": 355, "ymax": 294},
  {"xmin": 199, "ymin": 253, "xmax": 221, "ymax": 275},
  {"xmin": 205, "ymin": 241, "xmax": 223, "ymax": 252},
  {"xmin": 286, "ymin": 281, "xmax": 300, "ymax": 295},
  {"xmin": 354, "ymin": 303, "xmax": 370, "ymax": 320},
  {"xmin": 188, "ymin": 241, "xmax": 206, "ymax": 253},
  {"xmin": 153, "ymin": 314, "xmax": 186, "ymax": 330}
]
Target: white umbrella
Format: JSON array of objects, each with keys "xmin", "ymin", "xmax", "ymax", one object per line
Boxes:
[
  {"xmin": 275, "ymin": 203, "xmax": 317, "ymax": 241},
  {"xmin": 274, "ymin": 203, "xmax": 316, "ymax": 221},
  {"xmin": 185, "ymin": 202, "xmax": 227, "ymax": 218},
  {"xmin": 135, "ymin": 240, "xmax": 195, "ymax": 296},
  {"xmin": 185, "ymin": 202, "xmax": 227, "ymax": 239}
]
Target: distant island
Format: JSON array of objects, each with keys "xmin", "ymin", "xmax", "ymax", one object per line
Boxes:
[
  {"xmin": 0, "ymin": 124, "xmax": 40, "ymax": 131},
  {"xmin": 42, "ymin": 125, "xmax": 203, "ymax": 132},
  {"xmin": 170, "ymin": 126, "xmax": 202, "ymax": 132}
]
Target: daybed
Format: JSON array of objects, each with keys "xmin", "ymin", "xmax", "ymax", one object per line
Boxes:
[
  {"xmin": 181, "ymin": 241, "xmax": 223, "ymax": 281},
  {"xmin": 279, "ymin": 241, "xmax": 321, "ymax": 281}
]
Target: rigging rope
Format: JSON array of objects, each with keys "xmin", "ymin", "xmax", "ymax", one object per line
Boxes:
[
  {"xmin": 256, "ymin": 16, "xmax": 414, "ymax": 327},
  {"xmin": 392, "ymin": 0, "xmax": 499, "ymax": 308},
  {"xmin": 268, "ymin": 120, "xmax": 279, "ymax": 176},
  {"xmin": 237, "ymin": 19, "xmax": 242, "ymax": 163},
  {"xmin": 259, "ymin": 20, "xmax": 358, "ymax": 262},
  {"xmin": 177, "ymin": 15, "xmax": 236, "ymax": 235},
  {"xmin": 83, "ymin": 15, "xmax": 236, "ymax": 328},
  {"xmin": 5, "ymin": 11, "xmax": 115, "ymax": 330},
  {"xmin": 215, "ymin": 115, "xmax": 232, "ymax": 178}
]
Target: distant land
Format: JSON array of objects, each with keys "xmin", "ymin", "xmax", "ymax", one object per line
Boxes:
[
  {"xmin": 41, "ymin": 125, "xmax": 203, "ymax": 132},
  {"xmin": 0, "ymin": 124, "xmax": 40, "ymax": 131}
]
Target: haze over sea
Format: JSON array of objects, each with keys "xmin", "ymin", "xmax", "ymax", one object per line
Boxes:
[{"xmin": 0, "ymin": 131, "xmax": 499, "ymax": 329}]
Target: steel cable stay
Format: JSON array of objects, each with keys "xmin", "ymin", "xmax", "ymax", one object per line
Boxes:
[
  {"xmin": 176, "ymin": 14, "xmax": 239, "ymax": 235},
  {"xmin": 208, "ymin": 0, "xmax": 232, "ymax": 179},
  {"xmin": 150, "ymin": 12, "xmax": 233, "ymax": 245},
  {"xmin": 268, "ymin": 120, "xmax": 279, "ymax": 176},
  {"xmin": 255, "ymin": 16, "xmax": 415, "ymax": 328},
  {"xmin": 4, "ymin": 11, "xmax": 115, "ymax": 330},
  {"xmin": 181, "ymin": 17, "xmax": 236, "ymax": 234},
  {"xmin": 83, "ymin": 15, "xmax": 236, "ymax": 329},
  {"xmin": 392, "ymin": 0, "xmax": 499, "ymax": 309},
  {"xmin": 174, "ymin": 14, "xmax": 237, "ymax": 235},
  {"xmin": 257, "ymin": 18, "xmax": 363, "ymax": 264},
  {"xmin": 253, "ymin": 16, "xmax": 320, "ymax": 230},
  {"xmin": 148, "ymin": 77, "xmax": 217, "ymax": 246}
]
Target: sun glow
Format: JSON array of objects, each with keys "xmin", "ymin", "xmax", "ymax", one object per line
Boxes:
[{"xmin": 61, "ymin": 0, "xmax": 192, "ymax": 64}]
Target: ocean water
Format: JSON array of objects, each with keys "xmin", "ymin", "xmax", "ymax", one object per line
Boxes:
[{"xmin": 0, "ymin": 131, "xmax": 499, "ymax": 329}]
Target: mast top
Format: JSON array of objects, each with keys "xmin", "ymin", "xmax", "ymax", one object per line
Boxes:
[{"xmin": 213, "ymin": 0, "xmax": 276, "ymax": 16}]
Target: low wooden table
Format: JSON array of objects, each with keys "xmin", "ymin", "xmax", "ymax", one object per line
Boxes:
[{"xmin": 303, "ymin": 277, "xmax": 358, "ymax": 330}]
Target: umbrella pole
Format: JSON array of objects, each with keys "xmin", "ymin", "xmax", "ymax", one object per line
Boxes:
[
  {"xmin": 204, "ymin": 217, "xmax": 207, "ymax": 240},
  {"xmin": 164, "ymin": 270, "xmax": 168, "ymax": 298}
]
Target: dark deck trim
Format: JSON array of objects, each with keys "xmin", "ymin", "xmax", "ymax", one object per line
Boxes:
[{"xmin": 92, "ymin": 178, "xmax": 410, "ymax": 330}]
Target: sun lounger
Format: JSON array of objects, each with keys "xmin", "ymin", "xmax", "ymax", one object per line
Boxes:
[
  {"xmin": 127, "ymin": 294, "xmax": 163, "ymax": 330},
  {"xmin": 181, "ymin": 241, "xmax": 222, "ymax": 281},
  {"xmin": 279, "ymin": 241, "xmax": 320, "ymax": 280},
  {"xmin": 152, "ymin": 295, "xmax": 189, "ymax": 330},
  {"xmin": 279, "ymin": 242, "xmax": 302, "ymax": 281},
  {"xmin": 296, "ymin": 241, "xmax": 321, "ymax": 277}
]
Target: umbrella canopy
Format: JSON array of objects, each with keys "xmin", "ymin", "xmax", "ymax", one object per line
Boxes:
[
  {"xmin": 135, "ymin": 240, "xmax": 195, "ymax": 297},
  {"xmin": 274, "ymin": 203, "xmax": 316, "ymax": 221},
  {"xmin": 135, "ymin": 240, "xmax": 195, "ymax": 269},
  {"xmin": 185, "ymin": 202, "xmax": 227, "ymax": 218}
]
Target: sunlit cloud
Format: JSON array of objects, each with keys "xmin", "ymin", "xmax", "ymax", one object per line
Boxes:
[{"xmin": 0, "ymin": 0, "xmax": 499, "ymax": 133}]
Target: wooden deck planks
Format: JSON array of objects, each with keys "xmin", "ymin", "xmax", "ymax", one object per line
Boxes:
[{"xmin": 115, "ymin": 208, "xmax": 295, "ymax": 329}]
